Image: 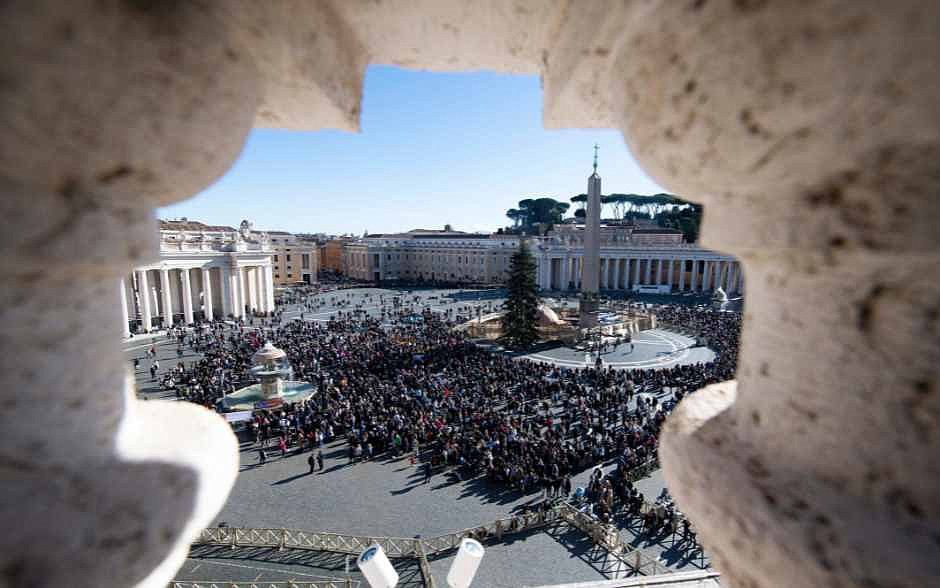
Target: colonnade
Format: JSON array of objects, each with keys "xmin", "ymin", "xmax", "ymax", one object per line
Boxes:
[
  {"xmin": 121, "ymin": 263, "xmax": 274, "ymax": 335},
  {"xmin": 541, "ymin": 254, "xmax": 742, "ymax": 294}
]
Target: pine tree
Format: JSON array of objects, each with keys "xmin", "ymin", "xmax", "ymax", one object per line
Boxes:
[{"xmin": 501, "ymin": 241, "xmax": 539, "ymax": 349}]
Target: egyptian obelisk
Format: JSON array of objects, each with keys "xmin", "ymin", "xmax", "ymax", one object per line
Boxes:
[{"xmin": 579, "ymin": 145, "xmax": 601, "ymax": 328}]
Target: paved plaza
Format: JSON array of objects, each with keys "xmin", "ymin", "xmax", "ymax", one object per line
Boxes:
[{"xmin": 124, "ymin": 287, "xmax": 713, "ymax": 587}]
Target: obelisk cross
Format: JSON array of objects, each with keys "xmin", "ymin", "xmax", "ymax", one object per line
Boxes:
[{"xmin": 593, "ymin": 143, "xmax": 599, "ymax": 173}]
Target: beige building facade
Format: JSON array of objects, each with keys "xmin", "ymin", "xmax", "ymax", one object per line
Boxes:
[
  {"xmin": 534, "ymin": 223, "xmax": 742, "ymax": 294},
  {"xmin": 339, "ymin": 227, "xmax": 740, "ymax": 294},
  {"xmin": 264, "ymin": 230, "xmax": 320, "ymax": 285},
  {"xmin": 320, "ymin": 238, "xmax": 350, "ymax": 273}
]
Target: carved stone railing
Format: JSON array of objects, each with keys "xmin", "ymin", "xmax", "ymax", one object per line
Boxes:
[{"xmin": 6, "ymin": 3, "xmax": 934, "ymax": 588}]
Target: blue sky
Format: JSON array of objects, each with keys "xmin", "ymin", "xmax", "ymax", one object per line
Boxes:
[{"xmin": 161, "ymin": 66, "xmax": 666, "ymax": 235}]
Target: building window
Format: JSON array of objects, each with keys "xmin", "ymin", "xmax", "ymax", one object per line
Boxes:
[
  {"xmin": 273, "ymin": 255, "xmax": 279, "ymax": 261},
  {"xmin": 301, "ymin": 254, "xmax": 309, "ymax": 269},
  {"xmin": 287, "ymin": 273, "xmax": 293, "ymax": 278},
  {"xmin": 286, "ymin": 254, "xmax": 291, "ymax": 261}
]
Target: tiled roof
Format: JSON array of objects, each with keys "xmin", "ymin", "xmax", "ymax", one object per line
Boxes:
[
  {"xmin": 632, "ymin": 228, "xmax": 683, "ymax": 234},
  {"xmin": 159, "ymin": 219, "xmax": 236, "ymax": 232}
]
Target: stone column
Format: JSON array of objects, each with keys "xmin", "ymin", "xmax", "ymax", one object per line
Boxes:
[
  {"xmin": 667, "ymin": 259, "xmax": 675, "ymax": 288},
  {"xmin": 561, "ymin": 256, "xmax": 570, "ymax": 290},
  {"xmin": 160, "ymin": 268, "xmax": 173, "ymax": 328},
  {"xmin": 632, "ymin": 257, "xmax": 640, "ymax": 286},
  {"xmin": 119, "ymin": 277, "xmax": 130, "ymax": 338},
  {"xmin": 713, "ymin": 261, "xmax": 722, "ymax": 291},
  {"xmin": 621, "ymin": 4, "xmax": 939, "ymax": 588},
  {"xmin": 678, "ymin": 260, "xmax": 686, "ymax": 291},
  {"xmin": 260, "ymin": 266, "xmax": 270, "ymax": 311},
  {"xmin": 239, "ymin": 266, "xmax": 257, "ymax": 315},
  {"xmin": 701, "ymin": 261, "xmax": 711, "ymax": 291},
  {"xmin": 264, "ymin": 265, "xmax": 275, "ymax": 312},
  {"xmin": 612, "ymin": 258, "xmax": 621, "ymax": 290},
  {"xmin": 181, "ymin": 269, "xmax": 194, "ymax": 325},
  {"xmin": 689, "ymin": 260, "xmax": 698, "ymax": 291},
  {"xmin": 232, "ymin": 266, "xmax": 245, "ymax": 318},
  {"xmin": 254, "ymin": 267, "xmax": 263, "ymax": 311},
  {"xmin": 220, "ymin": 267, "xmax": 232, "ymax": 317},
  {"xmin": 545, "ymin": 257, "xmax": 552, "ymax": 290},
  {"xmin": 201, "ymin": 268, "xmax": 214, "ymax": 320},
  {"xmin": 0, "ymin": 4, "xmax": 299, "ymax": 585},
  {"xmin": 644, "ymin": 257, "xmax": 652, "ymax": 284},
  {"xmin": 253, "ymin": 267, "xmax": 264, "ymax": 312},
  {"xmin": 137, "ymin": 270, "xmax": 152, "ymax": 332}
]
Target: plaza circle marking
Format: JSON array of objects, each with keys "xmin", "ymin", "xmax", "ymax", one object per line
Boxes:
[{"xmin": 522, "ymin": 329, "xmax": 700, "ymax": 370}]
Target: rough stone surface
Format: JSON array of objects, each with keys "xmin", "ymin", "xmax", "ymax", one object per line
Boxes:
[{"xmin": 1, "ymin": 1, "xmax": 937, "ymax": 587}]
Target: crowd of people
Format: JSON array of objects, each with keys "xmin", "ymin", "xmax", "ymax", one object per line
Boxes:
[
  {"xmin": 134, "ymin": 288, "xmax": 737, "ymax": 565},
  {"xmin": 153, "ymin": 291, "xmax": 737, "ymax": 516}
]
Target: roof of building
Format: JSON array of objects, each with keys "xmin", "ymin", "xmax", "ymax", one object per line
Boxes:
[
  {"xmin": 159, "ymin": 219, "xmax": 237, "ymax": 232},
  {"xmin": 364, "ymin": 229, "xmax": 493, "ymax": 240},
  {"xmin": 632, "ymin": 228, "xmax": 684, "ymax": 234},
  {"xmin": 262, "ymin": 230, "xmax": 293, "ymax": 236},
  {"xmin": 410, "ymin": 233, "xmax": 491, "ymax": 239}
]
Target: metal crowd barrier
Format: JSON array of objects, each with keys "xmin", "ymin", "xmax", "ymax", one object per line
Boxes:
[
  {"xmin": 195, "ymin": 508, "xmax": 559, "ymax": 559},
  {"xmin": 170, "ymin": 582, "xmax": 356, "ymax": 588}
]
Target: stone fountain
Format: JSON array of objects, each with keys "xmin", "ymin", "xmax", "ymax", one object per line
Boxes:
[{"xmin": 218, "ymin": 342, "xmax": 316, "ymax": 412}]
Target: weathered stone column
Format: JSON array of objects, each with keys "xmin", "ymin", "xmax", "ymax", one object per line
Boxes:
[
  {"xmin": 254, "ymin": 266, "xmax": 266, "ymax": 313},
  {"xmin": 242, "ymin": 266, "xmax": 252, "ymax": 312},
  {"xmin": 264, "ymin": 265, "xmax": 276, "ymax": 313},
  {"xmin": 615, "ymin": 2, "xmax": 940, "ymax": 587},
  {"xmin": 160, "ymin": 268, "xmax": 173, "ymax": 328},
  {"xmin": 201, "ymin": 268, "xmax": 214, "ymax": 320},
  {"xmin": 137, "ymin": 270, "xmax": 153, "ymax": 332},
  {"xmin": 561, "ymin": 255, "xmax": 570, "ymax": 290},
  {"xmin": 181, "ymin": 269, "xmax": 194, "ymax": 325},
  {"xmin": 0, "ymin": 2, "xmax": 262, "ymax": 585}
]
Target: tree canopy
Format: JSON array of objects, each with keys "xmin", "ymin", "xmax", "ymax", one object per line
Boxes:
[
  {"xmin": 570, "ymin": 192, "xmax": 684, "ymax": 220},
  {"xmin": 505, "ymin": 197, "xmax": 570, "ymax": 234}
]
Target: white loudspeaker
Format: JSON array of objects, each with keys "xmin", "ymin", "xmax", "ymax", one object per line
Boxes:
[
  {"xmin": 357, "ymin": 543, "xmax": 399, "ymax": 588},
  {"xmin": 447, "ymin": 538, "xmax": 485, "ymax": 588}
]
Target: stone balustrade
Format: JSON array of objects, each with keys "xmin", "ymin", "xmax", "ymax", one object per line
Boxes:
[{"xmin": 0, "ymin": 2, "xmax": 935, "ymax": 588}]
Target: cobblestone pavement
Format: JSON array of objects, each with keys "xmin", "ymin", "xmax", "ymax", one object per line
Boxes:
[{"xmin": 124, "ymin": 287, "xmax": 712, "ymax": 586}]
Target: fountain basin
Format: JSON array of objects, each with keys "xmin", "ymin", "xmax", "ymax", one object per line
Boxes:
[{"xmin": 218, "ymin": 380, "xmax": 316, "ymax": 412}]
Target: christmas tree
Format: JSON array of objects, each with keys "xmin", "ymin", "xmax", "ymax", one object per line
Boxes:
[{"xmin": 501, "ymin": 241, "xmax": 539, "ymax": 349}]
